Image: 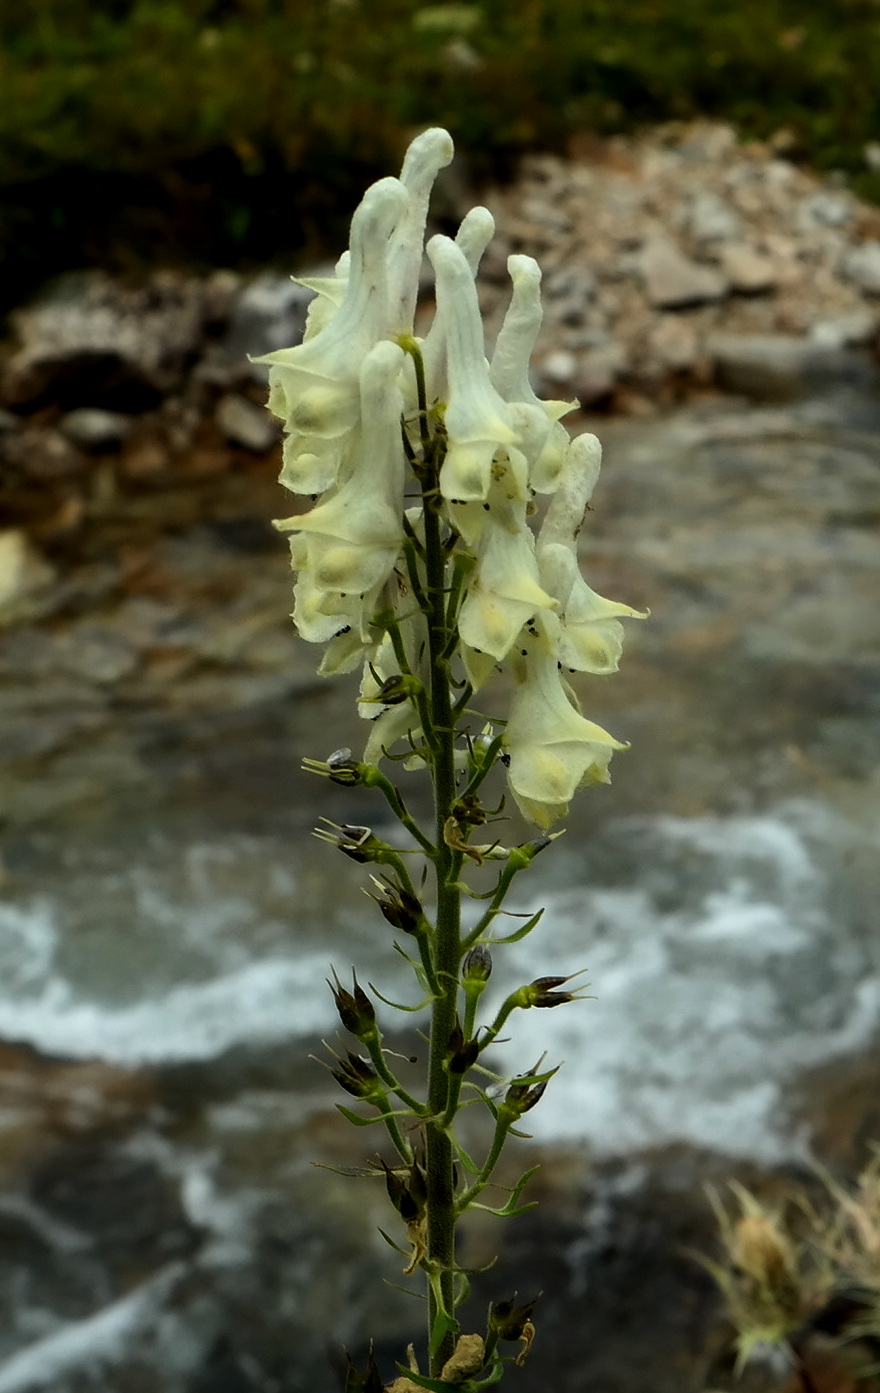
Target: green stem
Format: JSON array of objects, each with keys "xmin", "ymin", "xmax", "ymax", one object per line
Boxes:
[
  {"xmin": 455, "ymin": 1109, "xmax": 514, "ymax": 1214},
  {"xmin": 422, "ymin": 456, "xmax": 461, "ymax": 1375}
]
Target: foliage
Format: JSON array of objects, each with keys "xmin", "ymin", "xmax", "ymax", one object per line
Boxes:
[{"xmin": 2, "ymin": 0, "xmax": 880, "ymax": 304}]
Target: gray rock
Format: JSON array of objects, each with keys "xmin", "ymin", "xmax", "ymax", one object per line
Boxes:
[
  {"xmin": 2, "ymin": 272, "xmax": 207, "ymax": 408},
  {"xmin": 639, "ymin": 239, "xmax": 727, "ymax": 309},
  {"xmin": 539, "ymin": 348, "xmax": 578, "ymax": 386},
  {"xmin": 707, "ymin": 332, "xmax": 876, "ymax": 399},
  {"xmin": 226, "ymin": 271, "xmax": 323, "ymax": 382},
  {"xmin": 686, "ymin": 191, "xmax": 741, "ymax": 242},
  {"xmin": 841, "ymin": 241, "xmax": 880, "ymax": 295},
  {"xmin": 3, "ymin": 427, "xmax": 85, "ymax": 479},
  {"xmin": 575, "ymin": 343, "xmax": 628, "ymax": 403},
  {"xmin": 803, "ymin": 190, "xmax": 853, "ymax": 227},
  {"xmin": 543, "ymin": 265, "xmax": 596, "ymax": 324},
  {"xmin": 809, "ymin": 309, "xmax": 878, "ymax": 349},
  {"xmin": 60, "ymin": 408, "xmax": 133, "ymax": 450},
  {"xmin": 719, "ymin": 243, "xmax": 778, "ymax": 294},
  {"xmin": 215, "ymin": 394, "xmax": 278, "ymax": 454}
]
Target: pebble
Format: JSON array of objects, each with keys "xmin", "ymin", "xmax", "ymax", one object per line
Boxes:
[
  {"xmin": 60, "ymin": 407, "xmax": 133, "ymax": 450},
  {"xmin": 638, "ymin": 238, "xmax": 728, "ymax": 309},
  {"xmin": 841, "ymin": 241, "xmax": 880, "ymax": 294},
  {"xmin": 215, "ymin": 393, "xmax": 279, "ymax": 453},
  {"xmin": 719, "ymin": 242, "xmax": 778, "ymax": 294}
]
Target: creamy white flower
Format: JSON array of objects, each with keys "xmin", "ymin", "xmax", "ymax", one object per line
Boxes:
[
  {"xmin": 458, "ymin": 485, "xmax": 556, "ymax": 667},
  {"xmin": 387, "ymin": 127, "xmax": 454, "ymax": 335},
  {"xmin": 426, "ymin": 235, "xmax": 522, "ymax": 504},
  {"xmin": 537, "ymin": 432, "xmax": 646, "ymax": 673},
  {"xmin": 292, "ymin": 250, "xmax": 350, "ymax": 343},
  {"xmin": 489, "ymin": 254, "xmax": 577, "ymax": 493},
  {"xmin": 257, "ymin": 177, "xmax": 407, "ymax": 494},
  {"xmin": 276, "ymin": 339, "xmax": 406, "ymax": 601},
  {"xmin": 421, "ymin": 205, "xmax": 495, "ymax": 404},
  {"xmin": 503, "ymin": 620, "xmax": 627, "ymax": 828}
]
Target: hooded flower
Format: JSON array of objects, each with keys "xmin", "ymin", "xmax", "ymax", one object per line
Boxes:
[
  {"xmin": 256, "ymin": 177, "xmax": 408, "ymax": 495},
  {"xmin": 426, "ymin": 235, "xmax": 523, "ymax": 504},
  {"xmin": 458, "ymin": 480, "xmax": 556, "ymax": 670},
  {"xmin": 537, "ymin": 432, "xmax": 647, "ymax": 674},
  {"xmin": 275, "ymin": 339, "xmax": 406, "ymax": 606},
  {"xmin": 489, "ymin": 255, "xmax": 577, "ymax": 494},
  {"xmin": 503, "ymin": 618, "xmax": 627, "ymax": 827},
  {"xmin": 386, "ymin": 127, "xmax": 454, "ymax": 335}
]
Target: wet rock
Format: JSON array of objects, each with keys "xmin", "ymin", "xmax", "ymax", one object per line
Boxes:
[
  {"xmin": 225, "ymin": 271, "xmax": 320, "ymax": 382},
  {"xmin": 0, "ymin": 531, "xmax": 56, "ymax": 627},
  {"xmin": 1, "ymin": 272, "xmax": 207, "ymax": 410},
  {"xmin": 59, "ymin": 408, "xmax": 133, "ymax": 451},
  {"xmin": 214, "ymin": 393, "xmax": 279, "ymax": 453},
  {"xmin": 706, "ymin": 332, "xmax": 876, "ymax": 399},
  {"xmin": 639, "ymin": 238, "xmax": 728, "ymax": 309},
  {"xmin": 842, "ymin": 241, "xmax": 880, "ymax": 295},
  {"xmin": 2, "ymin": 428, "xmax": 85, "ymax": 480}
]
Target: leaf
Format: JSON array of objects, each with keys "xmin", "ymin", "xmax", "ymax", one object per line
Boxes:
[
  {"xmin": 392, "ymin": 1368, "xmax": 453, "ymax": 1392},
  {"xmin": 485, "ymin": 909, "xmax": 543, "ymax": 944},
  {"xmin": 430, "ymin": 1302, "xmax": 460, "ymax": 1357},
  {"xmin": 335, "ymin": 1104, "xmax": 417, "ymax": 1127},
  {"xmin": 373, "ymin": 977, "xmax": 436, "ymax": 1012},
  {"xmin": 377, "ymin": 1226, "xmax": 410, "ymax": 1257}
]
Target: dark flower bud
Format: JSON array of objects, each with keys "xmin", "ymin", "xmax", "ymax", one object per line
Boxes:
[
  {"xmin": 445, "ymin": 1017, "xmax": 480, "ymax": 1073},
  {"xmin": 489, "ymin": 1293, "xmax": 540, "ymax": 1343},
  {"xmin": 327, "ymin": 968, "xmax": 377, "ymax": 1040},
  {"xmin": 503, "ymin": 1060, "xmax": 559, "ymax": 1118},
  {"xmin": 330, "ymin": 1050, "xmax": 383, "ymax": 1101},
  {"xmin": 366, "ymin": 875, "xmax": 423, "ymax": 935},
  {"xmin": 381, "ymin": 1158, "xmax": 425, "ymax": 1223},
  {"xmin": 344, "ymin": 1343, "xmax": 384, "ymax": 1393},
  {"xmin": 462, "ymin": 945, "xmax": 493, "ymax": 983}
]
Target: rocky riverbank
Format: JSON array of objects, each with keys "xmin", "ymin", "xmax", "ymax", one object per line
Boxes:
[{"xmin": 1, "ymin": 122, "xmax": 880, "ymax": 1393}]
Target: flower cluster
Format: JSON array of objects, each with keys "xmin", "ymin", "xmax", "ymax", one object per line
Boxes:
[{"xmin": 259, "ymin": 128, "xmax": 645, "ymax": 826}]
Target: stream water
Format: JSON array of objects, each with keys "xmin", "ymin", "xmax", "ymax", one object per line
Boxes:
[{"xmin": 1, "ymin": 389, "xmax": 879, "ymax": 1390}]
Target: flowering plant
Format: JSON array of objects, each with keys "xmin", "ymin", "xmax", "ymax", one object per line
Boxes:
[{"xmin": 260, "ymin": 127, "xmax": 644, "ymax": 1389}]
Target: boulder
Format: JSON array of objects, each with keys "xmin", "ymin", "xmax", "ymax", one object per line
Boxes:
[
  {"xmin": 639, "ymin": 238, "xmax": 728, "ymax": 309},
  {"xmin": 706, "ymin": 332, "xmax": 876, "ymax": 399}
]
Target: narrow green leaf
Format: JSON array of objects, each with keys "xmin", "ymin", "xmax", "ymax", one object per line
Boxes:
[
  {"xmin": 377, "ymin": 1226, "xmax": 409, "ymax": 1257},
  {"xmin": 485, "ymin": 909, "xmax": 544, "ymax": 944}
]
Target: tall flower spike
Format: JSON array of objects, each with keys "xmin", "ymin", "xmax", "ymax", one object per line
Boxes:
[
  {"xmin": 276, "ymin": 340, "xmax": 407, "ymax": 601},
  {"xmin": 504, "ymin": 617, "xmax": 627, "ymax": 827},
  {"xmin": 387, "ymin": 127, "xmax": 454, "ymax": 335},
  {"xmin": 256, "ymin": 177, "xmax": 408, "ymax": 495},
  {"xmin": 490, "ymin": 255, "xmax": 577, "ymax": 493},
  {"xmin": 537, "ymin": 432, "xmax": 647, "ymax": 674},
  {"xmin": 426, "ymin": 235, "xmax": 522, "ymax": 504}
]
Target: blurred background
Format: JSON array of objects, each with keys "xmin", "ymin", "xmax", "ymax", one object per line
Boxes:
[
  {"xmin": 3, "ymin": 0, "xmax": 880, "ymax": 307},
  {"xmin": 1, "ymin": 3, "xmax": 880, "ymax": 1392}
]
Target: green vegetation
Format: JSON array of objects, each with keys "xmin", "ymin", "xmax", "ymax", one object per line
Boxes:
[{"xmin": 2, "ymin": 0, "xmax": 880, "ymax": 304}]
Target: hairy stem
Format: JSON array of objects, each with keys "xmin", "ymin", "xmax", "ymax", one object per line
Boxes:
[{"xmin": 422, "ymin": 465, "xmax": 461, "ymax": 1373}]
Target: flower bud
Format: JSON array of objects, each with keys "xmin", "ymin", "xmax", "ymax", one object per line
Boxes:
[
  {"xmin": 344, "ymin": 1343, "xmax": 384, "ymax": 1393},
  {"xmin": 314, "ymin": 820, "xmax": 396, "ymax": 864},
  {"xmin": 462, "ymin": 945, "xmax": 493, "ymax": 983},
  {"xmin": 328, "ymin": 968, "xmax": 377, "ymax": 1040},
  {"xmin": 489, "ymin": 1293, "xmax": 540, "ymax": 1343},
  {"xmin": 366, "ymin": 876, "xmax": 424, "ymax": 935},
  {"xmin": 330, "ymin": 1050, "xmax": 384, "ymax": 1103},
  {"xmin": 302, "ymin": 748, "xmax": 366, "ymax": 786},
  {"xmin": 503, "ymin": 1060, "xmax": 558, "ymax": 1118}
]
